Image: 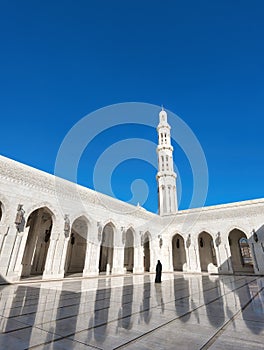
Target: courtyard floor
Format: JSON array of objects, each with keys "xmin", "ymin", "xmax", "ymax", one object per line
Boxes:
[{"xmin": 0, "ymin": 273, "xmax": 263, "ymax": 349}]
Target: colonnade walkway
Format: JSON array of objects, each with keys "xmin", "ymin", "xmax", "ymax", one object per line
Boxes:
[{"xmin": 0, "ymin": 272, "xmax": 263, "ymax": 349}]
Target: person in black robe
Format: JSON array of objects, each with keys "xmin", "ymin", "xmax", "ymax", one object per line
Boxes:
[{"xmin": 155, "ymin": 260, "xmax": 162, "ymax": 283}]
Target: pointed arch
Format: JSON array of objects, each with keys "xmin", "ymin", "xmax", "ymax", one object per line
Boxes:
[
  {"xmin": 71, "ymin": 215, "xmax": 89, "ymax": 239},
  {"xmin": 99, "ymin": 222, "xmax": 115, "ymax": 273},
  {"xmin": 124, "ymin": 228, "xmax": 134, "ymax": 273},
  {"xmin": 126, "ymin": 225, "xmax": 136, "ymax": 234},
  {"xmin": 21, "ymin": 206, "xmax": 54, "ymax": 278},
  {"xmin": 64, "ymin": 215, "xmax": 89, "ymax": 275},
  {"xmin": 198, "ymin": 231, "xmax": 217, "ymax": 272},
  {"xmin": 227, "ymin": 225, "xmax": 250, "ymax": 239},
  {"xmin": 101, "ymin": 219, "xmax": 117, "ymax": 232},
  {"xmin": 70, "ymin": 212, "xmax": 92, "ymax": 231},
  {"xmin": 172, "ymin": 233, "xmax": 187, "ymax": 271},
  {"xmin": 24, "ymin": 202, "xmax": 59, "ymax": 227},
  {"xmin": 229, "ymin": 228, "xmax": 254, "ymax": 273}
]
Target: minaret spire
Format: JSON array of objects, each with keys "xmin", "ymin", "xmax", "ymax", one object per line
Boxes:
[{"xmin": 156, "ymin": 108, "xmax": 178, "ymax": 215}]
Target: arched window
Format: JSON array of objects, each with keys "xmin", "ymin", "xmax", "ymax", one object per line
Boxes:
[
  {"xmin": 161, "ymin": 156, "xmax": 164, "ymax": 171},
  {"xmin": 165, "ymin": 155, "xmax": 169, "ymax": 170},
  {"xmin": 239, "ymin": 238, "xmax": 253, "ymax": 266}
]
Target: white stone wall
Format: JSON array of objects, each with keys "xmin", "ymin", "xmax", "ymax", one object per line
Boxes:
[{"xmin": 0, "ymin": 154, "xmax": 264, "ymax": 284}]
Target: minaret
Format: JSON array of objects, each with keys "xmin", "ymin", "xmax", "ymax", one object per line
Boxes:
[{"xmin": 156, "ymin": 108, "xmax": 178, "ymax": 215}]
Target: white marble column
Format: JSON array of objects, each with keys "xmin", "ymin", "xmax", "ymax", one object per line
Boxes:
[
  {"xmin": 83, "ymin": 222, "xmax": 100, "ymax": 276},
  {"xmin": 2, "ymin": 218, "xmax": 26, "ymax": 282},
  {"xmin": 149, "ymin": 238, "xmax": 156, "ymax": 273},
  {"xmin": 186, "ymin": 236, "xmax": 201, "ymax": 272},
  {"xmin": 43, "ymin": 231, "xmax": 67, "ymax": 280},
  {"xmin": 255, "ymin": 242, "xmax": 264, "ymax": 274},
  {"xmin": 217, "ymin": 240, "xmax": 231, "ymax": 273},
  {"xmin": 112, "ymin": 228, "xmax": 125, "ymax": 274},
  {"xmin": 94, "ymin": 241, "xmax": 101, "ymax": 275},
  {"xmin": 58, "ymin": 237, "xmax": 70, "ymax": 276},
  {"xmin": 43, "ymin": 237, "xmax": 58, "ymax": 278},
  {"xmin": 43, "ymin": 217, "xmax": 67, "ymax": 279},
  {"xmin": 5, "ymin": 230, "xmax": 24, "ymax": 281},
  {"xmin": 158, "ymin": 237, "xmax": 173, "ymax": 272},
  {"xmin": 0, "ymin": 223, "xmax": 9, "ymax": 256},
  {"xmin": 83, "ymin": 241, "xmax": 99, "ymax": 276},
  {"xmin": 12, "ymin": 228, "xmax": 30, "ymax": 277},
  {"xmin": 222, "ymin": 238, "xmax": 233, "ymax": 273},
  {"xmin": 133, "ymin": 238, "xmax": 144, "ymax": 273},
  {"xmin": 251, "ymin": 241, "xmax": 263, "ymax": 275}
]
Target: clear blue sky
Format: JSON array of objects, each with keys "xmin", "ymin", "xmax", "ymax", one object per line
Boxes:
[{"xmin": 0, "ymin": 1, "xmax": 263, "ymax": 213}]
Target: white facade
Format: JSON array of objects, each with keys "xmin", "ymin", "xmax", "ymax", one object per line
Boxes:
[{"xmin": 0, "ymin": 111, "xmax": 264, "ymax": 284}]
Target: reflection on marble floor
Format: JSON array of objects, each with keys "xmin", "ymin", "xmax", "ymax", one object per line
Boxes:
[{"xmin": 0, "ymin": 273, "xmax": 263, "ymax": 349}]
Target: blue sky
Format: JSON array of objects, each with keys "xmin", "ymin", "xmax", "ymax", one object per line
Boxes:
[{"xmin": 0, "ymin": 1, "xmax": 263, "ymax": 213}]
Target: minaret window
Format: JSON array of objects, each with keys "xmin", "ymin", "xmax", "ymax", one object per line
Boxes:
[{"xmin": 166, "ymin": 156, "xmax": 169, "ymax": 170}]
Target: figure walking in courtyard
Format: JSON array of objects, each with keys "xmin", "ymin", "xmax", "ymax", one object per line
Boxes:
[{"xmin": 155, "ymin": 260, "xmax": 162, "ymax": 283}]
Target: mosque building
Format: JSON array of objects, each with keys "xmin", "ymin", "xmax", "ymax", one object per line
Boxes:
[{"xmin": 0, "ymin": 109, "xmax": 263, "ymax": 284}]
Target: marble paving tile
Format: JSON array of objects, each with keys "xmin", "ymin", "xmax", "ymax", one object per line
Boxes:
[
  {"xmin": 0, "ymin": 326, "xmax": 62, "ymax": 348},
  {"xmin": 30, "ymin": 338, "xmax": 97, "ymax": 350},
  {"xmin": 123, "ymin": 321, "xmax": 216, "ymax": 350},
  {"xmin": 220, "ymin": 318, "xmax": 264, "ymax": 341},
  {"xmin": 0, "ymin": 315, "xmax": 31, "ymax": 333},
  {"xmin": 208, "ymin": 337, "xmax": 264, "ymax": 350},
  {"xmin": 69, "ymin": 322, "xmax": 144, "ymax": 350},
  {"xmin": 0, "ymin": 333, "xmax": 29, "ymax": 350}
]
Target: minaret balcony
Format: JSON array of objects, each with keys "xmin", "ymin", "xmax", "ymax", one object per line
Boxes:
[
  {"xmin": 156, "ymin": 145, "xmax": 173, "ymax": 152},
  {"xmin": 156, "ymin": 171, "xmax": 177, "ymax": 179}
]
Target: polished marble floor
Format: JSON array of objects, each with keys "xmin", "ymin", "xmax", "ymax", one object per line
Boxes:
[{"xmin": 0, "ymin": 273, "xmax": 263, "ymax": 349}]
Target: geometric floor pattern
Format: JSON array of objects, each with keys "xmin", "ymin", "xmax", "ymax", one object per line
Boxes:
[{"xmin": 0, "ymin": 273, "xmax": 263, "ymax": 349}]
